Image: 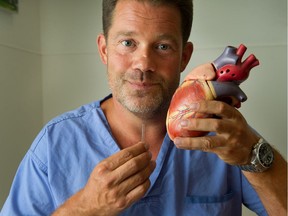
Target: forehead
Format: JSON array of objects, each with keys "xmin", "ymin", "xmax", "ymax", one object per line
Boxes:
[{"xmin": 110, "ymin": 0, "xmax": 182, "ymax": 38}]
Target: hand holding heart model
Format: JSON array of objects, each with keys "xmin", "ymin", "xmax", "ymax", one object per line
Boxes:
[{"xmin": 166, "ymin": 44, "xmax": 259, "ymax": 140}]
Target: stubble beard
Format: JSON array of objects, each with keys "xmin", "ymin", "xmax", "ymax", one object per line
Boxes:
[{"xmin": 109, "ymin": 70, "xmax": 179, "ymax": 119}]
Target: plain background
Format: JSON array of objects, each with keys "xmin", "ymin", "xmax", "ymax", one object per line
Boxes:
[{"xmin": 0, "ymin": 0, "xmax": 287, "ymax": 215}]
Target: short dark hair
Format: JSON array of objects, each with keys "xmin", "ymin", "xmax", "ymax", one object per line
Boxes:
[{"xmin": 102, "ymin": 0, "xmax": 193, "ymax": 43}]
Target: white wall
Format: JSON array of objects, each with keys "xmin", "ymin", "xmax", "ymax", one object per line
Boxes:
[
  {"xmin": 0, "ymin": 0, "xmax": 286, "ymax": 214},
  {"xmin": 40, "ymin": 0, "xmax": 109, "ymax": 122},
  {"xmin": 0, "ymin": 0, "xmax": 42, "ymax": 207}
]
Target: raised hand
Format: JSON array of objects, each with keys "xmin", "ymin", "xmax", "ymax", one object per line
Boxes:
[
  {"xmin": 53, "ymin": 142, "xmax": 156, "ymax": 216},
  {"xmin": 173, "ymin": 99, "xmax": 259, "ymax": 165}
]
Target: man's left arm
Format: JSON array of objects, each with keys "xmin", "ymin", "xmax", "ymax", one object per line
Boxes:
[
  {"xmin": 243, "ymin": 150, "xmax": 287, "ymax": 215},
  {"xmin": 173, "ymin": 99, "xmax": 287, "ymax": 215}
]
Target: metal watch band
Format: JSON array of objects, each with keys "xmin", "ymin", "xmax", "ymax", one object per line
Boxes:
[{"xmin": 238, "ymin": 138, "xmax": 274, "ymax": 173}]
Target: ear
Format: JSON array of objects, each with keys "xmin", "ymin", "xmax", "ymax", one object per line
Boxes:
[
  {"xmin": 180, "ymin": 42, "xmax": 193, "ymax": 72},
  {"xmin": 97, "ymin": 34, "xmax": 108, "ymax": 65}
]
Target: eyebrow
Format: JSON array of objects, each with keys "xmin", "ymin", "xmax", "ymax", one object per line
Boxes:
[
  {"xmin": 157, "ymin": 33, "xmax": 178, "ymax": 43},
  {"xmin": 112, "ymin": 31, "xmax": 136, "ymax": 40},
  {"xmin": 113, "ymin": 31, "xmax": 179, "ymax": 44}
]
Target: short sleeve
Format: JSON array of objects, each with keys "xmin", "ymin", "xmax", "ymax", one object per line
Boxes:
[{"xmin": 1, "ymin": 131, "xmax": 56, "ymax": 215}]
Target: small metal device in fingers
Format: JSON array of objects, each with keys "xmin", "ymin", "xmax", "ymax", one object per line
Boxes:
[{"xmin": 141, "ymin": 123, "xmax": 146, "ymax": 143}]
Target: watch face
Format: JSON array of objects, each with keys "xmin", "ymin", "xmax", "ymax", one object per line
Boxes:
[{"xmin": 259, "ymin": 143, "xmax": 274, "ymax": 167}]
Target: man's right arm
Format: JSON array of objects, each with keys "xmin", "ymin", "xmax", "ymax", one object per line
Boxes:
[{"xmin": 52, "ymin": 142, "xmax": 155, "ymax": 216}]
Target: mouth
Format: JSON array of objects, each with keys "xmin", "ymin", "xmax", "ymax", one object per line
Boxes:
[{"xmin": 127, "ymin": 80, "xmax": 158, "ymax": 90}]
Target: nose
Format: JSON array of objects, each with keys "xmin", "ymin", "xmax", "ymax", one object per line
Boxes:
[{"xmin": 132, "ymin": 46, "xmax": 156, "ymax": 73}]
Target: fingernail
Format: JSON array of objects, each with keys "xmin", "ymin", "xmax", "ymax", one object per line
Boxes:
[
  {"xmin": 180, "ymin": 120, "xmax": 188, "ymax": 127},
  {"xmin": 174, "ymin": 138, "xmax": 181, "ymax": 147},
  {"xmin": 144, "ymin": 143, "xmax": 150, "ymax": 150},
  {"xmin": 150, "ymin": 160, "xmax": 156, "ymax": 169},
  {"xmin": 148, "ymin": 151, "xmax": 152, "ymax": 158},
  {"xmin": 190, "ymin": 102, "xmax": 199, "ymax": 110}
]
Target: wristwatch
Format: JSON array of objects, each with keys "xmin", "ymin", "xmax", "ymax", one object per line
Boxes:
[{"xmin": 239, "ymin": 138, "xmax": 274, "ymax": 172}]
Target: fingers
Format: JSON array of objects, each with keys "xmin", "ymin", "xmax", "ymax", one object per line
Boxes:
[
  {"xmin": 173, "ymin": 100, "xmax": 241, "ymax": 149},
  {"xmin": 173, "ymin": 99, "xmax": 257, "ymax": 166},
  {"xmin": 174, "ymin": 135, "xmax": 222, "ymax": 152},
  {"xmin": 176, "ymin": 101, "xmax": 240, "ymax": 135},
  {"xmin": 102, "ymin": 142, "xmax": 149, "ymax": 171},
  {"xmin": 184, "ymin": 63, "xmax": 216, "ymax": 81},
  {"xmin": 174, "ymin": 135, "xmax": 252, "ymax": 165},
  {"xmin": 94, "ymin": 142, "xmax": 154, "ymax": 187},
  {"xmin": 126, "ymin": 178, "xmax": 151, "ymax": 202},
  {"xmin": 179, "ymin": 117, "xmax": 228, "ymax": 135},
  {"xmin": 117, "ymin": 160, "xmax": 156, "ymax": 195},
  {"xmin": 85, "ymin": 142, "xmax": 155, "ymax": 214},
  {"xmin": 112, "ymin": 148, "xmax": 154, "ymax": 185},
  {"xmin": 185, "ymin": 100, "xmax": 241, "ymax": 120}
]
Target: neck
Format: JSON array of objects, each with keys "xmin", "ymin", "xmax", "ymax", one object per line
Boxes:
[{"xmin": 101, "ymin": 97, "xmax": 167, "ymax": 160}]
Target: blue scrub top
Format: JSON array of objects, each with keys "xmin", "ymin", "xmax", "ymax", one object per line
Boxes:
[{"xmin": 1, "ymin": 95, "xmax": 267, "ymax": 215}]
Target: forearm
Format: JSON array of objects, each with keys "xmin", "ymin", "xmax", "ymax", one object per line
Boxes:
[
  {"xmin": 243, "ymin": 150, "xmax": 287, "ymax": 215},
  {"xmin": 52, "ymin": 189, "xmax": 96, "ymax": 216}
]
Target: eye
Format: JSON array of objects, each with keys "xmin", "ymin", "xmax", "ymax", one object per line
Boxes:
[
  {"xmin": 121, "ymin": 40, "xmax": 134, "ymax": 47},
  {"xmin": 158, "ymin": 44, "xmax": 170, "ymax": 50}
]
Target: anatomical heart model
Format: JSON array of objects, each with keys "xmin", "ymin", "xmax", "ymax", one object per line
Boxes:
[{"xmin": 166, "ymin": 44, "xmax": 259, "ymax": 140}]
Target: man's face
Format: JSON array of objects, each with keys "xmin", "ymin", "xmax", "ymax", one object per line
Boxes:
[{"xmin": 99, "ymin": 0, "xmax": 192, "ymax": 118}]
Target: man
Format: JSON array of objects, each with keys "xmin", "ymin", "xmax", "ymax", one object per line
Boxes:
[{"xmin": 1, "ymin": 0, "xmax": 287, "ymax": 215}]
